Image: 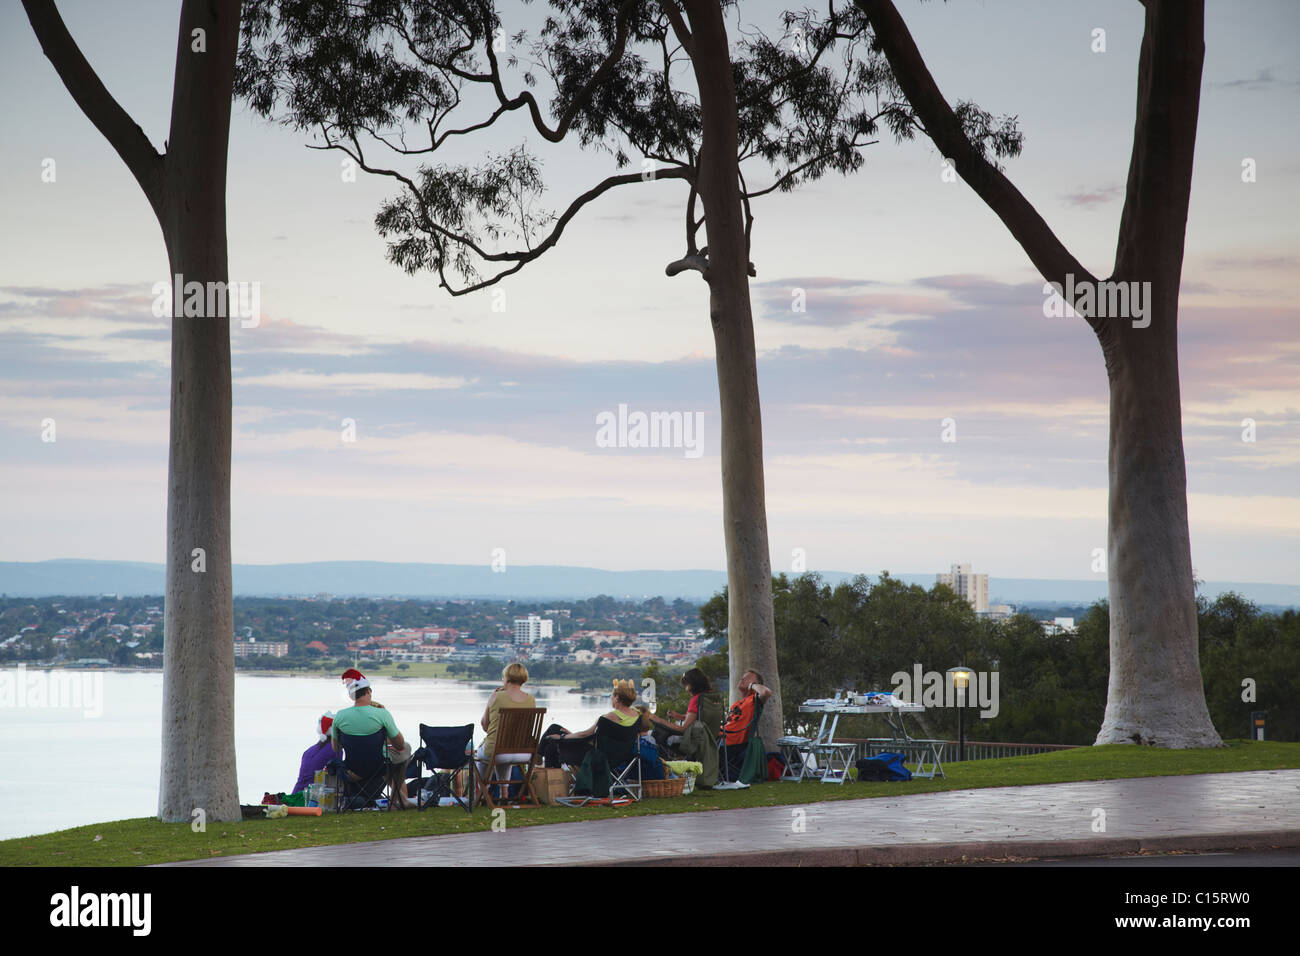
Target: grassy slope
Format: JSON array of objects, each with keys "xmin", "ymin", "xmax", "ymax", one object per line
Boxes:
[{"xmin": 3, "ymin": 740, "xmax": 1295, "ymax": 867}]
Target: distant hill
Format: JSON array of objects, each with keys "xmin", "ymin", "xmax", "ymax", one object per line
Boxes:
[{"xmin": 1, "ymin": 559, "xmax": 1295, "ymax": 607}]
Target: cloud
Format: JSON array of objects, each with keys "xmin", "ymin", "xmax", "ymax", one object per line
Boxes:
[
  {"xmin": 2, "ymin": 277, "xmax": 1296, "ymax": 511},
  {"xmin": 1205, "ymin": 254, "xmax": 1299, "ymax": 272},
  {"xmin": 1060, "ymin": 184, "xmax": 1123, "ymax": 208},
  {"xmin": 236, "ymin": 371, "xmax": 475, "ymax": 392},
  {"xmin": 752, "ymin": 277, "xmax": 881, "ymax": 292},
  {"xmin": 1216, "ymin": 67, "xmax": 1300, "ymax": 91},
  {"xmin": 0, "ymin": 284, "xmax": 157, "ymax": 324}
]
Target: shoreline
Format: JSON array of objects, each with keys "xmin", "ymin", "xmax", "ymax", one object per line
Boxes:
[
  {"xmin": 2, "ymin": 663, "xmax": 582, "ymax": 689},
  {"xmin": 3, "ymin": 665, "xmax": 590, "ymax": 686}
]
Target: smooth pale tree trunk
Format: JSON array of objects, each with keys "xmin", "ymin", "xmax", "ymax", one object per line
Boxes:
[
  {"xmin": 682, "ymin": 0, "xmax": 783, "ymax": 748},
  {"xmin": 1101, "ymin": 302, "xmax": 1217, "ymax": 746},
  {"xmin": 1095, "ymin": 3, "xmax": 1219, "ymax": 746},
  {"xmin": 858, "ymin": 0, "xmax": 1220, "ymax": 747},
  {"xmin": 23, "ymin": 0, "xmax": 244, "ymax": 820},
  {"xmin": 157, "ymin": 1, "xmax": 242, "ymax": 818}
]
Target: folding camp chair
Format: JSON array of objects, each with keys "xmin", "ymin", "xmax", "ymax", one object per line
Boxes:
[
  {"xmin": 333, "ymin": 729, "xmax": 392, "ymax": 812},
  {"xmin": 717, "ymin": 697, "xmax": 765, "ymax": 789},
  {"xmin": 594, "ymin": 716, "xmax": 642, "ymax": 802},
  {"xmin": 414, "ymin": 723, "xmax": 474, "ymax": 813},
  {"xmin": 554, "ymin": 717, "xmax": 642, "ymax": 807},
  {"xmin": 476, "ymin": 707, "xmax": 546, "ymax": 809}
]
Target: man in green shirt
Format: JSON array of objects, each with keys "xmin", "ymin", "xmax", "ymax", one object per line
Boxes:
[{"xmin": 331, "ymin": 677, "xmax": 415, "ymax": 808}]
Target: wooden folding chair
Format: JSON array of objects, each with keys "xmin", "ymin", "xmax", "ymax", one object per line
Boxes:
[{"xmin": 476, "ymin": 707, "xmax": 546, "ymax": 809}]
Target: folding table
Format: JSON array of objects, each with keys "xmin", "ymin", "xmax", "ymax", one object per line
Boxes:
[{"xmin": 784, "ymin": 692, "xmax": 929, "ymax": 784}]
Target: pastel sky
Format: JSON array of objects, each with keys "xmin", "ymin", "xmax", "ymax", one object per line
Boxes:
[{"xmin": 1, "ymin": 1, "xmax": 1296, "ymax": 585}]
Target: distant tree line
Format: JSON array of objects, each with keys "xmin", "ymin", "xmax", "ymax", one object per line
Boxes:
[{"xmin": 693, "ymin": 575, "xmax": 1297, "ymax": 745}]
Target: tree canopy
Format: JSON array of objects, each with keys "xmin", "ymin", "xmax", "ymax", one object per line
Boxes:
[
  {"xmin": 700, "ymin": 575, "xmax": 1294, "ymax": 745},
  {"xmin": 236, "ymin": 0, "xmax": 987, "ymax": 291}
]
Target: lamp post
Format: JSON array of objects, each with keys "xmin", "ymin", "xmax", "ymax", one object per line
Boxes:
[{"xmin": 947, "ymin": 666, "xmax": 974, "ymax": 762}]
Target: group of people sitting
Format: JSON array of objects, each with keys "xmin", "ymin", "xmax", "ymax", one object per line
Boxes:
[
  {"xmin": 279, "ymin": 662, "xmax": 774, "ymax": 807},
  {"xmin": 542, "ymin": 666, "xmax": 772, "ymax": 789},
  {"xmin": 285, "ymin": 663, "xmax": 548, "ymax": 808}
]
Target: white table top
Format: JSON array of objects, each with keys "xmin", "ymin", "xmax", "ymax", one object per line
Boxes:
[{"xmin": 798, "ymin": 699, "xmax": 924, "ymax": 714}]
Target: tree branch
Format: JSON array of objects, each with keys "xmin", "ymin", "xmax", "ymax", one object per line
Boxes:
[
  {"xmin": 426, "ymin": 165, "xmax": 694, "ymax": 295},
  {"xmin": 657, "ymin": 0, "xmax": 694, "ymax": 56},
  {"xmin": 480, "ymin": 0, "xmax": 640, "ymax": 144},
  {"xmin": 1112, "ymin": 1, "xmax": 1204, "ymax": 282},
  {"xmin": 21, "ymin": 0, "xmax": 165, "ymax": 217},
  {"xmin": 856, "ymin": 0, "xmax": 1101, "ymax": 329},
  {"xmin": 685, "ymin": 178, "xmax": 700, "ymax": 254},
  {"xmin": 742, "ymin": 134, "xmax": 880, "ymax": 200},
  {"xmin": 666, "ymin": 252, "xmax": 709, "ymax": 278}
]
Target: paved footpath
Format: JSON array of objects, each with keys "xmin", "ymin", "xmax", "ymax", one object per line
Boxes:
[{"xmin": 168, "ymin": 770, "xmax": 1300, "ymax": 867}]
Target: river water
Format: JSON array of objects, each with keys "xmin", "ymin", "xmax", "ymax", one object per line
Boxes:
[{"xmin": 0, "ymin": 668, "xmax": 609, "ymax": 841}]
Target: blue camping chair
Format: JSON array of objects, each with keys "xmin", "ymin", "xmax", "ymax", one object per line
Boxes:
[
  {"xmin": 332, "ymin": 728, "xmax": 392, "ymax": 812},
  {"xmin": 413, "ymin": 723, "xmax": 474, "ymax": 814}
]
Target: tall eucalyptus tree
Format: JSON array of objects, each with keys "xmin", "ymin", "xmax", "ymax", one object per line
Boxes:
[
  {"xmin": 23, "ymin": 0, "xmax": 246, "ymax": 818},
  {"xmin": 853, "ymin": 0, "xmax": 1220, "ymax": 746}
]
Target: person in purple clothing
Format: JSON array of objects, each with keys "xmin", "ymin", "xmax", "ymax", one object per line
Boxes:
[{"xmin": 292, "ymin": 712, "xmax": 339, "ymax": 794}]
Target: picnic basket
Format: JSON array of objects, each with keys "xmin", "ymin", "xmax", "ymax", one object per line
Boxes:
[{"xmin": 643, "ymin": 775, "xmax": 687, "ymax": 798}]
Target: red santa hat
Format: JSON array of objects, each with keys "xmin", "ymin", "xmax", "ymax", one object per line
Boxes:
[
  {"xmin": 341, "ymin": 668, "xmax": 365, "ymax": 684},
  {"xmin": 317, "ymin": 712, "xmax": 335, "ymax": 742}
]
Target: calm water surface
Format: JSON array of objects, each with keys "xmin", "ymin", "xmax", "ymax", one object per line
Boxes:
[{"xmin": 0, "ymin": 669, "xmax": 609, "ymax": 840}]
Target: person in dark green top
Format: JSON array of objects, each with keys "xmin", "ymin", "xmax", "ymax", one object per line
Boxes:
[
  {"xmin": 331, "ymin": 677, "xmax": 415, "ymax": 808},
  {"xmin": 650, "ymin": 668, "xmax": 723, "ymax": 787}
]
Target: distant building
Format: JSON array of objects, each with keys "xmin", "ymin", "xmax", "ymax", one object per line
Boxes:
[
  {"xmin": 569, "ymin": 630, "xmax": 626, "ymax": 645},
  {"xmin": 1042, "ymin": 617, "xmax": 1077, "ymax": 636},
  {"xmin": 937, "ymin": 563, "xmax": 989, "ymax": 614},
  {"xmin": 513, "ymin": 615, "xmax": 553, "ymax": 644},
  {"xmin": 234, "ymin": 639, "xmax": 288, "ymax": 658}
]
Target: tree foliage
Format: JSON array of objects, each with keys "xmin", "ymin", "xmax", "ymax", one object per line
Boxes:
[
  {"xmin": 697, "ymin": 576, "xmax": 1298, "ymax": 746},
  {"xmin": 235, "ymin": 0, "xmax": 1022, "ymax": 290}
]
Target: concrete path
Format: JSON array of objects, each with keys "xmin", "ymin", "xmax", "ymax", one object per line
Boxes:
[{"xmin": 167, "ymin": 770, "xmax": 1300, "ymax": 866}]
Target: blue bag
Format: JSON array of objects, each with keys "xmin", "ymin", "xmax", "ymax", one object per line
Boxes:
[
  {"xmin": 856, "ymin": 752, "xmax": 912, "ymax": 782},
  {"xmin": 638, "ymin": 737, "xmax": 666, "ymax": 780}
]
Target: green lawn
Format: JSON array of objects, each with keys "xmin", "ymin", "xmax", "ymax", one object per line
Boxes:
[{"xmin": 3, "ymin": 740, "xmax": 1295, "ymax": 867}]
